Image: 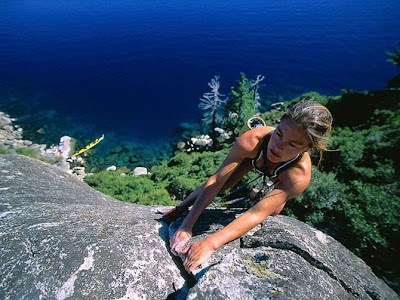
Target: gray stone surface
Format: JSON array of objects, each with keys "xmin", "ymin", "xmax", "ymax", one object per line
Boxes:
[
  {"xmin": 1, "ymin": 154, "xmax": 399, "ymax": 300},
  {"xmin": 0, "ymin": 154, "xmax": 184, "ymax": 299},
  {"xmin": 170, "ymin": 209, "xmax": 399, "ymax": 299}
]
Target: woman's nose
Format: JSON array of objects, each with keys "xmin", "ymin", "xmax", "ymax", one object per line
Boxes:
[{"xmin": 276, "ymin": 140, "xmax": 284, "ymax": 150}]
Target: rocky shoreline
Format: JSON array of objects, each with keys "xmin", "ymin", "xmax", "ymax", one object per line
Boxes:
[
  {"xmin": 0, "ymin": 111, "xmax": 94, "ymax": 180},
  {"xmin": 0, "ymin": 111, "xmax": 59, "ymax": 159},
  {"xmin": 0, "ymin": 111, "xmax": 152, "ymax": 180}
]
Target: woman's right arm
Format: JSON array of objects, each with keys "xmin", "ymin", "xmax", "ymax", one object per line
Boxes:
[
  {"xmin": 170, "ymin": 156, "xmax": 241, "ymax": 255},
  {"xmin": 169, "ymin": 128, "xmax": 267, "ymax": 255}
]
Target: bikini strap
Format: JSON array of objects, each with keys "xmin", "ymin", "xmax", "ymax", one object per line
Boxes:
[
  {"xmin": 269, "ymin": 152, "xmax": 303, "ymax": 179},
  {"xmin": 251, "ymin": 132, "xmax": 271, "ymax": 173}
]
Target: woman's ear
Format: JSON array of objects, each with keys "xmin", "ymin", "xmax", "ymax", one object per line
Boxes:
[{"xmin": 304, "ymin": 145, "xmax": 314, "ymax": 152}]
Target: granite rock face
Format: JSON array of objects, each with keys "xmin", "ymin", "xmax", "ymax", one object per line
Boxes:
[
  {"xmin": 0, "ymin": 154, "xmax": 184, "ymax": 299},
  {"xmin": 170, "ymin": 210, "xmax": 399, "ymax": 299},
  {"xmin": 1, "ymin": 154, "xmax": 399, "ymax": 299}
]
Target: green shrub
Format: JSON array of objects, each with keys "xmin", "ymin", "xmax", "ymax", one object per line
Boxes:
[
  {"xmin": 285, "ymin": 167, "xmax": 346, "ymax": 229},
  {"xmin": 341, "ymin": 181, "xmax": 400, "ymax": 251},
  {"xmin": 260, "ymin": 110, "xmax": 281, "ymax": 127},
  {"xmin": 139, "ymin": 188, "xmax": 179, "ymax": 206},
  {"xmin": 84, "ymin": 171, "xmax": 180, "ymax": 206},
  {"xmin": 291, "ymin": 91, "xmax": 331, "ymax": 106},
  {"xmin": 0, "ymin": 148, "xmax": 11, "ymax": 154},
  {"xmin": 151, "ymin": 149, "xmax": 229, "ymax": 200},
  {"xmin": 15, "ymin": 147, "xmax": 38, "ymax": 159},
  {"xmin": 168, "ymin": 176, "xmax": 199, "ymax": 199},
  {"xmin": 85, "ymin": 172, "xmax": 153, "ymax": 202},
  {"xmin": 167, "ymin": 151, "xmax": 200, "ymax": 167}
]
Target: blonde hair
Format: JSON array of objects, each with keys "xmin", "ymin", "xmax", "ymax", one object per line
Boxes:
[{"xmin": 281, "ymin": 100, "xmax": 333, "ymax": 164}]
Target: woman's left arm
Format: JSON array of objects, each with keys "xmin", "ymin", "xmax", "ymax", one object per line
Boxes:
[{"xmin": 182, "ymin": 168, "xmax": 310, "ymax": 272}]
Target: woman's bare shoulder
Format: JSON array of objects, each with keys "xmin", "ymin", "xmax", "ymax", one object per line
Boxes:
[
  {"xmin": 254, "ymin": 125, "xmax": 275, "ymax": 136},
  {"xmin": 236, "ymin": 126, "xmax": 275, "ymax": 150},
  {"xmin": 290, "ymin": 152, "xmax": 312, "ymax": 181},
  {"xmin": 277, "ymin": 152, "xmax": 312, "ymax": 198},
  {"xmin": 229, "ymin": 126, "xmax": 276, "ymax": 161}
]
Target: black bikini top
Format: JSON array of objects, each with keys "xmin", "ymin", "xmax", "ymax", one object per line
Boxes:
[{"xmin": 251, "ymin": 132, "xmax": 303, "ymax": 179}]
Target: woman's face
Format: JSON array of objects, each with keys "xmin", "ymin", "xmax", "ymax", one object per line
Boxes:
[{"xmin": 267, "ymin": 118, "xmax": 312, "ymax": 163}]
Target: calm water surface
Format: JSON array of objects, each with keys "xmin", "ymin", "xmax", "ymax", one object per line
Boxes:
[{"xmin": 1, "ymin": 0, "xmax": 399, "ymax": 143}]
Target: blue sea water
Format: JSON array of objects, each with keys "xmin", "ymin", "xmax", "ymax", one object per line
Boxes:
[{"xmin": 1, "ymin": 0, "xmax": 399, "ymax": 145}]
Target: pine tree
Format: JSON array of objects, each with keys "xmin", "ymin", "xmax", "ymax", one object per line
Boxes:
[
  {"xmin": 222, "ymin": 73, "xmax": 259, "ymax": 139},
  {"xmin": 198, "ymin": 76, "xmax": 227, "ymax": 150},
  {"xmin": 384, "ymin": 42, "xmax": 400, "ymax": 89},
  {"xmin": 252, "ymin": 75, "xmax": 265, "ymax": 111},
  {"xmin": 384, "ymin": 42, "xmax": 400, "ymax": 66}
]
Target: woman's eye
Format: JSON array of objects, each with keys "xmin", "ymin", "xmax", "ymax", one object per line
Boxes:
[{"xmin": 289, "ymin": 143, "xmax": 296, "ymax": 147}]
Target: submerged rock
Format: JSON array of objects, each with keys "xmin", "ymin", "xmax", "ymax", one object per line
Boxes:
[
  {"xmin": 177, "ymin": 141, "xmax": 186, "ymax": 151},
  {"xmin": 106, "ymin": 165, "xmax": 117, "ymax": 171},
  {"xmin": 133, "ymin": 166, "xmax": 148, "ymax": 176}
]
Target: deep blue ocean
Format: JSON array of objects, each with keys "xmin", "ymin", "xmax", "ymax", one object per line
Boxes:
[{"xmin": 1, "ymin": 0, "xmax": 400, "ymax": 147}]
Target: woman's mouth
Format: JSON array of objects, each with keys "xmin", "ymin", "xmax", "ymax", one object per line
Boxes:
[{"xmin": 270, "ymin": 148, "xmax": 280, "ymax": 158}]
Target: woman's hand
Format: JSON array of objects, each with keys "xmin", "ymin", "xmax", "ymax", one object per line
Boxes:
[
  {"xmin": 170, "ymin": 228, "xmax": 192, "ymax": 256},
  {"xmin": 182, "ymin": 238, "xmax": 216, "ymax": 273}
]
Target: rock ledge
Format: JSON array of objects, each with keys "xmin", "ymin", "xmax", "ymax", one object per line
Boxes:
[{"xmin": 0, "ymin": 154, "xmax": 398, "ymax": 299}]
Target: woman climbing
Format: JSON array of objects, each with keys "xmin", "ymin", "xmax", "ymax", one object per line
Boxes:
[{"xmin": 165, "ymin": 100, "xmax": 333, "ymax": 273}]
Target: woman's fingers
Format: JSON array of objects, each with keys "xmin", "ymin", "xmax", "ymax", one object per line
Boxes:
[
  {"xmin": 180, "ymin": 242, "xmax": 190, "ymax": 255},
  {"xmin": 169, "ymin": 235, "xmax": 179, "ymax": 255},
  {"xmin": 170, "ymin": 236, "xmax": 186, "ymax": 255},
  {"xmin": 183, "ymin": 240, "xmax": 215, "ymax": 273},
  {"xmin": 169, "ymin": 230, "xmax": 192, "ymax": 255},
  {"xmin": 173, "ymin": 240, "xmax": 186, "ymax": 254},
  {"xmin": 183, "ymin": 246, "xmax": 195, "ymax": 270}
]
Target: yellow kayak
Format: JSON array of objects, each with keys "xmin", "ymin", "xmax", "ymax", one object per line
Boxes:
[{"xmin": 71, "ymin": 134, "xmax": 104, "ymax": 157}]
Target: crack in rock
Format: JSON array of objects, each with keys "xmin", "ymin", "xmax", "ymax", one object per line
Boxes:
[
  {"xmin": 237, "ymin": 215, "xmax": 398, "ymax": 300},
  {"xmin": 241, "ymin": 238, "xmax": 361, "ymax": 298},
  {"xmin": 158, "ymin": 218, "xmax": 196, "ymax": 299},
  {"xmin": 25, "ymin": 239, "xmax": 36, "ymax": 258}
]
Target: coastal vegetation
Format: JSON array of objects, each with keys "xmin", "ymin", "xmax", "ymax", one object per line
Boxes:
[{"xmin": 84, "ymin": 53, "xmax": 400, "ymax": 291}]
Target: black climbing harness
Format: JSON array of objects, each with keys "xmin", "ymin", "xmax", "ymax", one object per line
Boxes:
[
  {"xmin": 249, "ymin": 175, "xmax": 275, "ymax": 207},
  {"xmin": 211, "ymin": 173, "xmax": 274, "ymax": 206}
]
